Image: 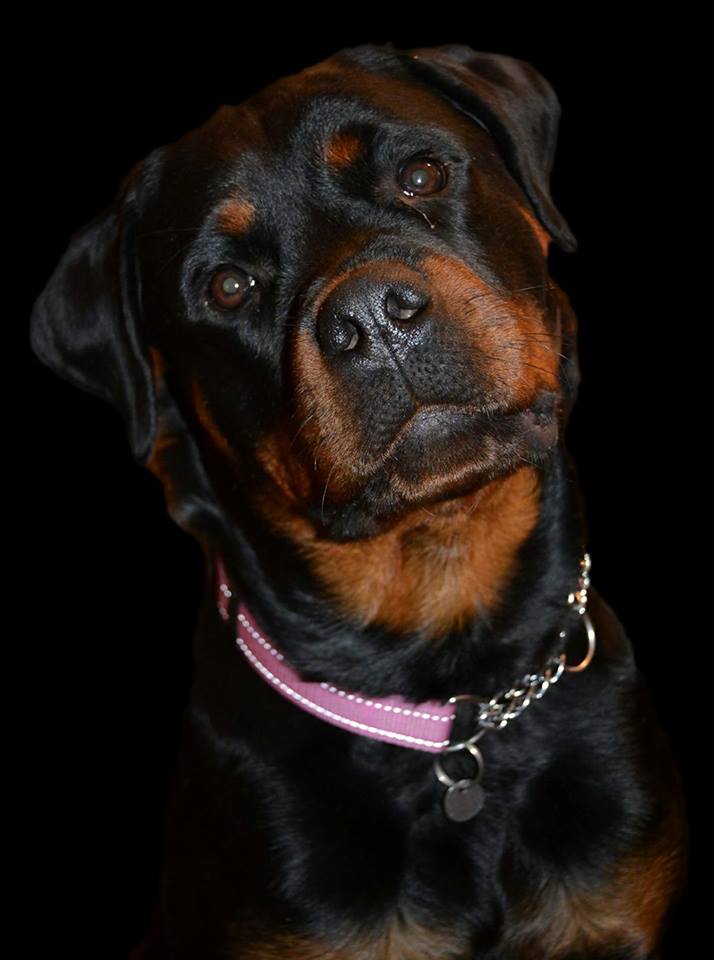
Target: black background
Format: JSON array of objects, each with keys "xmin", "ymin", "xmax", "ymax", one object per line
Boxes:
[{"xmin": 25, "ymin": 18, "xmax": 696, "ymax": 958}]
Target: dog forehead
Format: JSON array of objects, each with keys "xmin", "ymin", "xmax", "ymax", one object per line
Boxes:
[
  {"xmin": 155, "ymin": 48, "xmax": 485, "ymax": 203},
  {"xmin": 235, "ymin": 45, "xmax": 480, "ymax": 134}
]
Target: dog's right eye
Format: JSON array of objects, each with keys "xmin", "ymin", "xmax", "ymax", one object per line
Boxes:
[
  {"xmin": 207, "ymin": 266, "xmax": 257, "ymax": 312},
  {"xmin": 398, "ymin": 156, "xmax": 448, "ymax": 197}
]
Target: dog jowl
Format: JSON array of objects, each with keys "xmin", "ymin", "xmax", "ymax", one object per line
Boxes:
[{"xmin": 30, "ymin": 43, "xmax": 686, "ymax": 960}]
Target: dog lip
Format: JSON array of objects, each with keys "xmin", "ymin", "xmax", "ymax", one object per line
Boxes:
[
  {"xmin": 403, "ymin": 403, "xmax": 482, "ymax": 429},
  {"xmin": 518, "ymin": 392, "xmax": 560, "ymax": 445},
  {"xmin": 384, "ymin": 403, "xmax": 482, "ymax": 459},
  {"xmin": 529, "ymin": 388, "xmax": 559, "ymax": 415},
  {"xmin": 381, "ymin": 392, "xmax": 560, "ymax": 459},
  {"xmin": 379, "ymin": 394, "xmax": 560, "ymax": 466}
]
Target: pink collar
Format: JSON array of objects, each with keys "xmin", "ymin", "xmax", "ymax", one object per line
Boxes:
[
  {"xmin": 214, "ymin": 551, "xmax": 455, "ymax": 751},
  {"xmin": 213, "ymin": 551, "xmax": 594, "ymax": 755}
]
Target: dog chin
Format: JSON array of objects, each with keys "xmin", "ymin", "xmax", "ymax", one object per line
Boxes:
[{"xmin": 309, "ymin": 435, "xmax": 557, "ymax": 542}]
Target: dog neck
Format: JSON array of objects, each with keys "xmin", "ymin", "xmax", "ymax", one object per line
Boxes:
[
  {"xmin": 206, "ymin": 443, "xmax": 587, "ymax": 704},
  {"xmin": 254, "ymin": 460, "xmax": 545, "ymax": 640}
]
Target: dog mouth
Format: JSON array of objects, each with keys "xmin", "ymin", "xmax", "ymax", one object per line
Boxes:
[
  {"xmin": 306, "ymin": 391, "xmax": 560, "ymax": 540},
  {"xmin": 386, "ymin": 392, "xmax": 559, "ymax": 475},
  {"xmin": 384, "ymin": 404, "xmax": 485, "ymax": 460}
]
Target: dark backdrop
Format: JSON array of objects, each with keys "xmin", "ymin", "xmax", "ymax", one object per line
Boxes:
[{"xmin": 25, "ymin": 19, "xmax": 694, "ymax": 958}]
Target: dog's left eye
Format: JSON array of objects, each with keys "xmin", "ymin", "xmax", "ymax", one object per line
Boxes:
[
  {"xmin": 208, "ymin": 266, "xmax": 257, "ymax": 312},
  {"xmin": 398, "ymin": 157, "xmax": 447, "ymax": 197}
]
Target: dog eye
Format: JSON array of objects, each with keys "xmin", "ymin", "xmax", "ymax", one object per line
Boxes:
[
  {"xmin": 398, "ymin": 157, "xmax": 447, "ymax": 197},
  {"xmin": 208, "ymin": 266, "xmax": 257, "ymax": 311}
]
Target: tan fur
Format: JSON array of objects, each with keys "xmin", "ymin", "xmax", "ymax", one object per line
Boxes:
[
  {"xmin": 252, "ymin": 458, "xmax": 542, "ymax": 638},
  {"xmin": 503, "ymin": 800, "xmax": 688, "ymax": 957},
  {"xmin": 422, "ymin": 251, "xmax": 561, "ymax": 409},
  {"xmin": 216, "ymin": 196, "xmax": 256, "ymax": 235},
  {"xmin": 190, "ymin": 374, "xmax": 242, "ymax": 469},
  {"xmin": 228, "ymin": 908, "xmax": 469, "ymax": 959},
  {"xmin": 516, "ymin": 203, "xmax": 551, "ymax": 256},
  {"xmin": 324, "ymin": 131, "xmax": 366, "ymax": 167}
]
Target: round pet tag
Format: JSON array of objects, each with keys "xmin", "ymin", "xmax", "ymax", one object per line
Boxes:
[{"xmin": 443, "ymin": 778, "xmax": 486, "ymax": 822}]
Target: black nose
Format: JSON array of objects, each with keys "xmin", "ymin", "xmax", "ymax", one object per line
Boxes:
[{"xmin": 316, "ymin": 275, "xmax": 431, "ymax": 358}]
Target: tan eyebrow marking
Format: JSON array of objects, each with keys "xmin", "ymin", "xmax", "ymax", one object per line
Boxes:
[
  {"xmin": 216, "ymin": 197, "xmax": 256, "ymax": 235},
  {"xmin": 324, "ymin": 131, "xmax": 366, "ymax": 168}
]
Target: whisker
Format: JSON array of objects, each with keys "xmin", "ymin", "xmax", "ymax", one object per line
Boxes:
[
  {"xmin": 507, "ymin": 337, "xmax": 568, "ymax": 361},
  {"xmin": 519, "ymin": 360, "xmax": 556, "ymax": 377},
  {"xmin": 464, "ymin": 290, "xmax": 494, "ymax": 305},
  {"xmin": 320, "ymin": 461, "xmax": 339, "ymax": 523},
  {"xmin": 508, "ymin": 283, "xmax": 549, "ymax": 295},
  {"xmin": 313, "ymin": 435, "xmax": 327, "ymax": 472},
  {"xmin": 290, "ymin": 411, "xmax": 316, "ymax": 448}
]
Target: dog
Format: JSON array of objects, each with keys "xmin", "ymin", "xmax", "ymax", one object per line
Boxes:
[{"xmin": 29, "ymin": 41, "xmax": 687, "ymax": 959}]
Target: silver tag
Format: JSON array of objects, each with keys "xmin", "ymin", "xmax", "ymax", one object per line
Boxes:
[{"xmin": 443, "ymin": 778, "xmax": 485, "ymax": 822}]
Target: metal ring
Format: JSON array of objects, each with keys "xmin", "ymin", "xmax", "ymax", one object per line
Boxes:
[
  {"xmin": 447, "ymin": 693, "xmax": 487, "ymax": 707},
  {"xmin": 564, "ymin": 610, "xmax": 596, "ymax": 672},
  {"xmin": 433, "ymin": 741, "xmax": 484, "ymax": 788},
  {"xmin": 442, "ymin": 693, "xmax": 488, "ymax": 753},
  {"xmin": 443, "ymin": 727, "xmax": 487, "ymax": 753}
]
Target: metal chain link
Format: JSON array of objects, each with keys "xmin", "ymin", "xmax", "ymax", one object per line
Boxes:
[
  {"xmin": 475, "ymin": 653, "xmax": 567, "ymax": 730},
  {"xmin": 441, "ymin": 552, "xmax": 593, "ymax": 748}
]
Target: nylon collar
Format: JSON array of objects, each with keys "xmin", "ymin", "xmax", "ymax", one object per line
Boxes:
[{"xmin": 213, "ymin": 552, "xmax": 594, "ymax": 754}]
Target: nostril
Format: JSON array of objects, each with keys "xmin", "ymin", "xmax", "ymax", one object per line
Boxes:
[
  {"xmin": 343, "ymin": 323, "xmax": 359, "ymax": 351},
  {"xmin": 315, "ymin": 276, "xmax": 432, "ymax": 360},
  {"xmin": 328, "ymin": 315, "xmax": 360, "ymax": 353},
  {"xmin": 385, "ymin": 286, "xmax": 430, "ymax": 322},
  {"xmin": 386, "ymin": 293, "xmax": 419, "ymax": 321}
]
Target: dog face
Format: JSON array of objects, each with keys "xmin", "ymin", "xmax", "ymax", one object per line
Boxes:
[{"xmin": 30, "ymin": 42, "xmax": 580, "ymax": 544}]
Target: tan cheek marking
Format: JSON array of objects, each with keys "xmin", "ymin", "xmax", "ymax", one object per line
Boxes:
[
  {"xmin": 251, "ymin": 291, "xmax": 377, "ymax": 544},
  {"xmin": 289, "ymin": 297, "xmax": 386, "ymax": 502},
  {"xmin": 422, "ymin": 252, "xmax": 561, "ymax": 410},
  {"xmin": 324, "ymin": 131, "xmax": 366, "ymax": 168},
  {"xmin": 216, "ymin": 197, "xmax": 256, "ymax": 236}
]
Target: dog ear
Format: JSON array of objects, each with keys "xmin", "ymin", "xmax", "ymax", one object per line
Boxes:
[
  {"xmin": 396, "ymin": 43, "xmax": 578, "ymax": 254},
  {"xmin": 29, "ymin": 147, "xmax": 166, "ymax": 466}
]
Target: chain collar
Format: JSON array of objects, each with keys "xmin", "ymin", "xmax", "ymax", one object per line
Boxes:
[
  {"xmin": 216, "ymin": 548, "xmax": 594, "ymax": 823},
  {"xmin": 434, "ymin": 553, "xmax": 594, "ymax": 822}
]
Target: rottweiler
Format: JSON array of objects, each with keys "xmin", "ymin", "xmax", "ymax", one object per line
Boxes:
[{"xmin": 29, "ymin": 41, "xmax": 687, "ymax": 960}]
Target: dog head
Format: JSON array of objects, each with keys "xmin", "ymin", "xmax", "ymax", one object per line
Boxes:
[{"xmin": 30, "ymin": 42, "xmax": 580, "ymax": 546}]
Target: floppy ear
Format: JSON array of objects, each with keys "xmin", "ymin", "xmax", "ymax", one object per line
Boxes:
[
  {"xmin": 395, "ymin": 43, "xmax": 577, "ymax": 254},
  {"xmin": 29, "ymin": 147, "xmax": 165, "ymax": 465}
]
